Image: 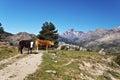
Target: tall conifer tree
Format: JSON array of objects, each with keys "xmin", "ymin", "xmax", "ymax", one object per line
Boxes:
[
  {"xmin": 37, "ymin": 22, "xmax": 58, "ymax": 47},
  {"xmin": 0, "ymin": 22, "xmax": 4, "ymax": 34}
]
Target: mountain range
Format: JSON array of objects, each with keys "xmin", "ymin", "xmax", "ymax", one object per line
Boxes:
[
  {"xmin": 1, "ymin": 26, "xmax": 120, "ymax": 53},
  {"xmin": 59, "ymin": 26, "xmax": 120, "ymax": 53}
]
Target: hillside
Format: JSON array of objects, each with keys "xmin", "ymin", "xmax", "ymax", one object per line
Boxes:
[
  {"xmin": 59, "ymin": 26, "xmax": 120, "ymax": 53},
  {"xmin": 25, "ymin": 50, "xmax": 120, "ymax": 80},
  {"xmin": 0, "ymin": 31, "xmax": 37, "ymax": 46},
  {"xmin": 8, "ymin": 32, "xmax": 37, "ymax": 46},
  {"xmin": 0, "ymin": 44, "xmax": 18, "ymax": 61},
  {"xmin": 0, "ymin": 31, "xmax": 13, "ymax": 42}
]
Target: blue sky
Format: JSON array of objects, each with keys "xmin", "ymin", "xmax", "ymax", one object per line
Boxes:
[{"xmin": 0, "ymin": 0, "xmax": 120, "ymax": 34}]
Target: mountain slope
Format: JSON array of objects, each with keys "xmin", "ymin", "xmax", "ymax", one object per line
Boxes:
[
  {"xmin": 8, "ymin": 32, "xmax": 37, "ymax": 46},
  {"xmin": 59, "ymin": 26, "xmax": 120, "ymax": 52},
  {"xmin": 0, "ymin": 31, "xmax": 13, "ymax": 42},
  {"xmin": 25, "ymin": 50, "xmax": 120, "ymax": 80}
]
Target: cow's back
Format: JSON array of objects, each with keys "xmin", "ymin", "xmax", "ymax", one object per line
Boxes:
[
  {"xmin": 43, "ymin": 40, "xmax": 54, "ymax": 46},
  {"xmin": 35, "ymin": 39, "xmax": 54, "ymax": 47},
  {"xmin": 19, "ymin": 40, "xmax": 30, "ymax": 48},
  {"xmin": 35, "ymin": 39, "xmax": 43, "ymax": 46}
]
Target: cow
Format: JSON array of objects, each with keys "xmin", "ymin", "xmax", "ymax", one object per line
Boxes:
[
  {"xmin": 35, "ymin": 39, "xmax": 54, "ymax": 52},
  {"xmin": 18, "ymin": 40, "xmax": 34, "ymax": 54}
]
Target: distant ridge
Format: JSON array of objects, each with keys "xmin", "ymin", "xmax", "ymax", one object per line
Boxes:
[
  {"xmin": 59, "ymin": 26, "xmax": 120, "ymax": 53},
  {"xmin": 8, "ymin": 32, "xmax": 37, "ymax": 46},
  {"xmin": 0, "ymin": 31, "xmax": 13, "ymax": 42},
  {"xmin": 0, "ymin": 31, "xmax": 36, "ymax": 46},
  {"xmin": 1, "ymin": 26, "xmax": 120, "ymax": 53}
]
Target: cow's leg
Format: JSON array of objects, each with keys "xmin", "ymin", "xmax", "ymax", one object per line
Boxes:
[
  {"xmin": 36, "ymin": 45, "xmax": 38, "ymax": 53},
  {"xmin": 31, "ymin": 49, "xmax": 32, "ymax": 54},
  {"xmin": 20, "ymin": 47, "xmax": 23, "ymax": 54},
  {"xmin": 30, "ymin": 48, "xmax": 32, "ymax": 54},
  {"xmin": 46, "ymin": 45, "xmax": 48, "ymax": 53},
  {"xmin": 28, "ymin": 48, "xmax": 30, "ymax": 54},
  {"xmin": 20, "ymin": 49, "xmax": 22, "ymax": 54}
]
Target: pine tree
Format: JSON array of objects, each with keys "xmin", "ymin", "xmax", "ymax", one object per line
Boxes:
[
  {"xmin": 37, "ymin": 22, "xmax": 59, "ymax": 47},
  {"xmin": 0, "ymin": 22, "xmax": 4, "ymax": 41},
  {"xmin": 0, "ymin": 22, "xmax": 4, "ymax": 34},
  {"xmin": 0, "ymin": 22, "xmax": 1, "ymax": 26}
]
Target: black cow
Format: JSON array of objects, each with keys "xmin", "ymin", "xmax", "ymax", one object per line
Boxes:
[{"xmin": 18, "ymin": 40, "xmax": 34, "ymax": 54}]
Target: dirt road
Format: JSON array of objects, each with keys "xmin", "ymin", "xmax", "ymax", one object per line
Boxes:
[{"xmin": 0, "ymin": 52, "xmax": 43, "ymax": 80}]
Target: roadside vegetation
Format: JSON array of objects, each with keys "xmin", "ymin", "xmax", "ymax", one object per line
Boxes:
[
  {"xmin": 25, "ymin": 50, "xmax": 120, "ymax": 80},
  {"xmin": 0, "ymin": 45, "xmax": 18, "ymax": 61}
]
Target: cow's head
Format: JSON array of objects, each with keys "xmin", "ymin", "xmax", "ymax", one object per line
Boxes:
[{"xmin": 50, "ymin": 41, "xmax": 54, "ymax": 45}]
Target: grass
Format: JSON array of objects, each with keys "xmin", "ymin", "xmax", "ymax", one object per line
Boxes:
[
  {"xmin": 0, "ymin": 45, "xmax": 18, "ymax": 61},
  {"xmin": 0, "ymin": 45, "xmax": 18, "ymax": 70},
  {"xmin": 25, "ymin": 50, "xmax": 120, "ymax": 80}
]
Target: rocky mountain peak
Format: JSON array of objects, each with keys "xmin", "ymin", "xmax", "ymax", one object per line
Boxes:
[
  {"xmin": 96, "ymin": 28, "xmax": 107, "ymax": 32},
  {"xmin": 67, "ymin": 29, "xmax": 74, "ymax": 32},
  {"xmin": 60, "ymin": 29, "xmax": 84, "ymax": 41},
  {"xmin": 16, "ymin": 32, "xmax": 29, "ymax": 35},
  {"xmin": 112, "ymin": 26, "xmax": 120, "ymax": 32},
  {"xmin": 59, "ymin": 26, "xmax": 120, "ymax": 52},
  {"xmin": 117, "ymin": 26, "xmax": 120, "ymax": 28}
]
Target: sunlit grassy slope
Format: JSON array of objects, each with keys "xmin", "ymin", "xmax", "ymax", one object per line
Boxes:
[
  {"xmin": 0, "ymin": 45, "xmax": 18, "ymax": 61},
  {"xmin": 25, "ymin": 50, "xmax": 120, "ymax": 80}
]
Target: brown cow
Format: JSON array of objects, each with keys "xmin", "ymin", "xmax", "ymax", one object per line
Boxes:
[{"xmin": 35, "ymin": 39, "xmax": 54, "ymax": 52}]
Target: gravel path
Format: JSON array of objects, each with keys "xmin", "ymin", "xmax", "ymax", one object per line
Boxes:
[{"xmin": 0, "ymin": 52, "xmax": 43, "ymax": 80}]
